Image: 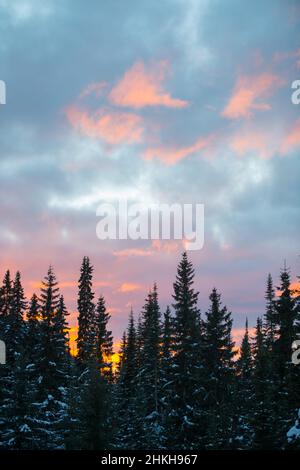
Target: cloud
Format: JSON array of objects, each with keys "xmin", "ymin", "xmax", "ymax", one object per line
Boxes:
[
  {"xmin": 143, "ymin": 135, "xmax": 213, "ymax": 164},
  {"xmin": 109, "ymin": 60, "xmax": 188, "ymax": 109},
  {"xmin": 65, "ymin": 105, "xmax": 144, "ymax": 145},
  {"xmin": 113, "ymin": 240, "xmax": 186, "ymax": 258},
  {"xmin": 280, "ymin": 118, "xmax": 300, "ymax": 154},
  {"xmin": 232, "ymin": 327, "xmax": 256, "ymax": 354},
  {"xmin": 113, "ymin": 248, "xmax": 153, "ymax": 258},
  {"xmin": 28, "ymin": 280, "xmax": 110, "ymax": 290},
  {"xmin": 273, "ymin": 48, "xmax": 300, "ymax": 69},
  {"xmin": 222, "ymin": 73, "xmax": 284, "ymax": 119},
  {"xmin": 0, "ymin": 0, "xmax": 53, "ymax": 24},
  {"xmin": 79, "ymin": 82, "xmax": 107, "ymax": 99},
  {"xmin": 230, "ymin": 130, "xmax": 274, "ymax": 159},
  {"xmin": 118, "ymin": 282, "xmax": 142, "ymax": 293}
]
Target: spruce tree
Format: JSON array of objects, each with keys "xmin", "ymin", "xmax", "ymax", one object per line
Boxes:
[
  {"xmin": 166, "ymin": 252, "xmax": 204, "ymax": 449},
  {"xmin": 274, "ymin": 265, "xmax": 300, "ymax": 446},
  {"xmin": 203, "ymin": 287, "xmax": 236, "ymax": 449},
  {"xmin": 160, "ymin": 306, "xmax": 174, "ymax": 444},
  {"xmin": 236, "ymin": 319, "xmax": 254, "ymax": 448},
  {"xmin": 30, "ymin": 266, "xmax": 70, "ymax": 449},
  {"xmin": 252, "ymin": 317, "xmax": 277, "ymax": 449},
  {"xmin": 139, "ymin": 284, "xmax": 163, "ymax": 448},
  {"xmin": 113, "ymin": 310, "xmax": 142, "ymax": 449},
  {"xmin": 263, "ymin": 274, "xmax": 277, "ymax": 352},
  {"xmin": 95, "ymin": 295, "xmax": 113, "ymax": 380},
  {"xmin": 77, "ymin": 256, "xmax": 96, "ymax": 364},
  {"xmin": 0, "ymin": 271, "xmax": 27, "ymax": 448}
]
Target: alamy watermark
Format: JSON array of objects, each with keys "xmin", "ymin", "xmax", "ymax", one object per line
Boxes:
[
  {"xmin": 0, "ymin": 80, "xmax": 6, "ymax": 105},
  {"xmin": 291, "ymin": 80, "xmax": 300, "ymax": 105},
  {"xmin": 96, "ymin": 200, "xmax": 204, "ymax": 251},
  {"xmin": 0, "ymin": 340, "xmax": 6, "ymax": 365},
  {"xmin": 292, "ymin": 335, "xmax": 300, "ymax": 365}
]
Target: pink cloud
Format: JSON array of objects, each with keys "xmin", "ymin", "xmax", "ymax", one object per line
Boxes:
[
  {"xmin": 143, "ymin": 135, "xmax": 213, "ymax": 165},
  {"xmin": 281, "ymin": 118, "xmax": 300, "ymax": 154},
  {"xmin": 230, "ymin": 130, "xmax": 273, "ymax": 159},
  {"xmin": 222, "ymin": 73, "xmax": 284, "ymax": 119},
  {"xmin": 113, "ymin": 248, "xmax": 153, "ymax": 258},
  {"xmin": 118, "ymin": 282, "xmax": 142, "ymax": 293},
  {"xmin": 65, "ymin": 105, "xmax": 144, "ymax": 145},
  {"xmin": 113, "ymin": 240, "xmax": 186, "ymax": 258},
  {"xmin": 109, "ymin": 60, "xmax": 188, "ymax": 109}
]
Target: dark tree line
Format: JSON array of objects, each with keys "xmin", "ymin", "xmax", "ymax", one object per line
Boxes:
[{"xmin": 0, "ymin": 253, "xmax": 299, "ymax": 449}]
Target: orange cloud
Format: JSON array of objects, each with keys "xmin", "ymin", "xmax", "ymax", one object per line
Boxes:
[
  {"xmin": 276, "ymin": 280, "xmax": 300, "ymax": 298},
  {"xmin": 143, "ymin": 135, "xmax": 212, "ymax": 164},
  {"xmin": 118, "ymin": 282, "xmax": 142, "ymax": 293},
  {"xmin": 28, "ymin": 280, "xmax": 110, "ymax": 290},
  {"xmin": 65, "ymin": 105, "xmax": 143, "ymax": 145},
  {"xmin": 109, "ymin": 60, "xmax": 188, "ymax": 109},
  {"xmin": 280, "ymin": 118, "xmax": 300, "ymax": 154},
  {"xmin": 232, "ymin": 326, "xmax": 256, "ymax": 358},
  {"xmin": 222, "ymin": 73, "xmax": 284, "ymax": 119}
]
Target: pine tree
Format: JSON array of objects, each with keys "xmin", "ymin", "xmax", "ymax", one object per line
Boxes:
[
  {"xmin": 275, "ymin": 264, "xmax": 297, "ymax": 375},
  {"xmin": 77, "ymin": 256, "xmax": 96, "ymax": 364},
  {"xmin": 166, "ymin": 252, "xmax": 204, "ymax": 449},
  {"xmin": 29, "ymin": 266, "xmax": 70, "ymax": 449},
  {"xmin": 76, "ymin": 359, "xmax": 107, "ymax": 450},
  {"xmin": 236, "ymin": 318, "xmax": 254, "ymax": 448},
  {"xmin": 0, "ymin": 271, "xmax": 29, "ymax": 448},
  {"xmin": 95, "ymin": 295, "xmax": 113, "ymax": 380},
  {"xmin": 274, "ymin": 265, "xmax": 300, "ymax": 446},
  {"xmin": 139, "ymin": 284, "xmax": 163, "ymax": 448},
  {"xmin": 0, "ymin": 270, "xmax": 14, "ymax": 448},
  {"xmin": 263, "ymin": 274, "xmax": 277, "ymax": 352},
  {"xmin": 0, "ymin": 270, "xmax": 13, "ymax": 318},
  {"xmin": 203, "ymin": 287, "xmax": 236, "ymax": 449},
  {"xmin": 252, "ymin": 317, "xmax": 277, "ymax": 449},
  {"xmin": 113, "ymin": 310, "xmax": 142, "ymax": 449},
  {"xmin": 160, "ymin": 306, "xmax": 173, "ymax": 444}
]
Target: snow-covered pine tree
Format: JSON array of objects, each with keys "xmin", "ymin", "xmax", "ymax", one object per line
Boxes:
[
  {"xmin": 29, "ymin": 266, "xmax": 70, "ymax": 449},
  {"xmin": 19, "ymin": 293, "xmax": 42, "ymax": 449},
  {"xmin": 0, "ymin": 270, "xmax": 13, "ymax": 448},
  {"xmin": 138, "ymin": 284, "xmax": 163, "ymax": 448},
  {"xmin": 113, "ymin": 310, "xmax": 142, "ymax": 449},
  {"xmin": 203, "ymin": 287, "xmax": 236, "ymax": 449},
  {"xmin": 235, "ymin": 318, "xmax": 254, "ymax": 448},
  {"xmin": 0, "ymin": 271, "xmax": 27, "ymax": 448},
  {"xmin": 274, "ymin": 265, "xmax": 300, "ymax": 447},
  {"xmin": 160, "ymin": 306, "xmax": 174, "ymax": 446},
  {"xmin": 165, "ymin": 252, "xmax": 204, "ymax": 449},
  {"xmin": 252, "ymin": 316, "xmax": 277, "ymax": 449},
  {"xmin": 76, "ymin": 357, "xmax": 107, "ymax": 450}
]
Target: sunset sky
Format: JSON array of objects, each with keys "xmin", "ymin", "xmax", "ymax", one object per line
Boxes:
[{"xmin": 0, "ymin": 0, "xmax": 300, "ymax": 348}]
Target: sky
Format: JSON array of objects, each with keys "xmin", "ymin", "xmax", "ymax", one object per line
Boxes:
[{"xmin": 0, "ymin": 0, "xmax": 300, "ymax": 348}]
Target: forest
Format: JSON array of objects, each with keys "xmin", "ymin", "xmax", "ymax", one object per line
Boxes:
[{"xmin": 0, "ymin": 252, "xmax": 300, "ymax": 450}]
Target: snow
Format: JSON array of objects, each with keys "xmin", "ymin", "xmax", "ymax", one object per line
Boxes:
[{"xmin": 287, "ymin": 409, "xmax": 300, "ymax": 443}]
